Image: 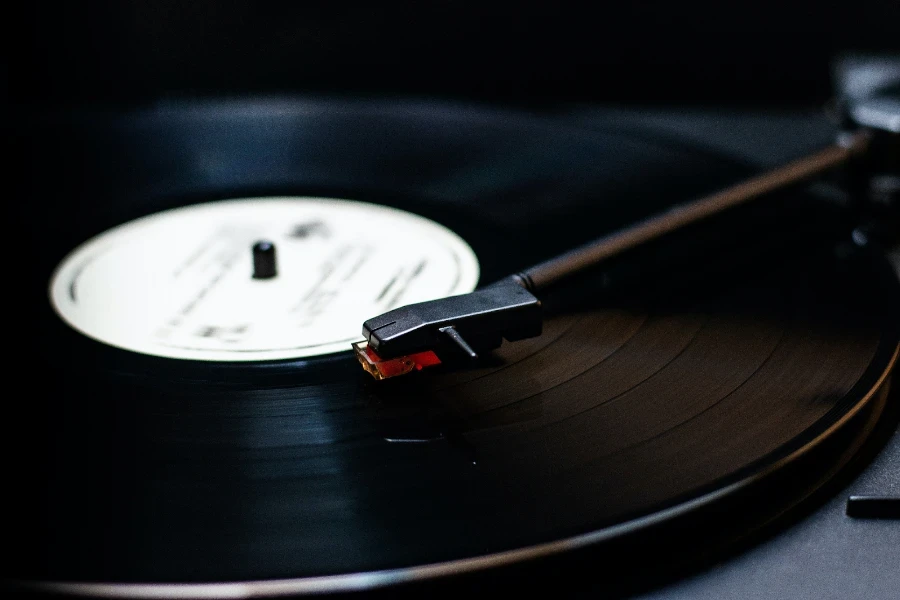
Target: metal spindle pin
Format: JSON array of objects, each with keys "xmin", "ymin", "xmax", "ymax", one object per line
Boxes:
[{"xmin": 252, "ymin": 241, "xmax": 277, "ymax": 279}]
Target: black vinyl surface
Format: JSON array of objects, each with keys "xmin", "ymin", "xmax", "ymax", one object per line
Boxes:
[{"xmin": 5, "ymin": 101, "xmax": 899, "ymax": 593}]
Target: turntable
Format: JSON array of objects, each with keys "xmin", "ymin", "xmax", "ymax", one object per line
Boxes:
[{"xmin": 4, "ymin": 54, "xmax": 899, "ymax": 599}]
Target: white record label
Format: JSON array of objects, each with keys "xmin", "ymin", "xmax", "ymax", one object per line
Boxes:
[{"xmin": 49, "ymin": 197, "xmax": 480, "ymax": 361}]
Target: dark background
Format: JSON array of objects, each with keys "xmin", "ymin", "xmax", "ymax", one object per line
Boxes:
[{"xmin": 5, "ymin": 1, "xmax": 900, "ymax": 110}]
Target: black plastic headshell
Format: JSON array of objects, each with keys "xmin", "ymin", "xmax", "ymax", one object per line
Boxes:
[{"xmin": 361, "ymin": 277, "xmax": 542, "ymax": 362}]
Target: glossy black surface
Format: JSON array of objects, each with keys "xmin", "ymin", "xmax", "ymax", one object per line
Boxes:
[{"xmin": 6, "ymin": 101, "xmax": 899, "ymax": 588}]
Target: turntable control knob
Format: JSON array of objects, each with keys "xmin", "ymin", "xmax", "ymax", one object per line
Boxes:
[{"xmin": 252, "ymin": 241, "xmax": 277, "ymax": 279}]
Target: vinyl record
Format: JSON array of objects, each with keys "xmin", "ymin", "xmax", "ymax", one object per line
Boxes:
[{"xmin": 6, "ymin": 100, "xmax": 899, "ymax": 597}]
